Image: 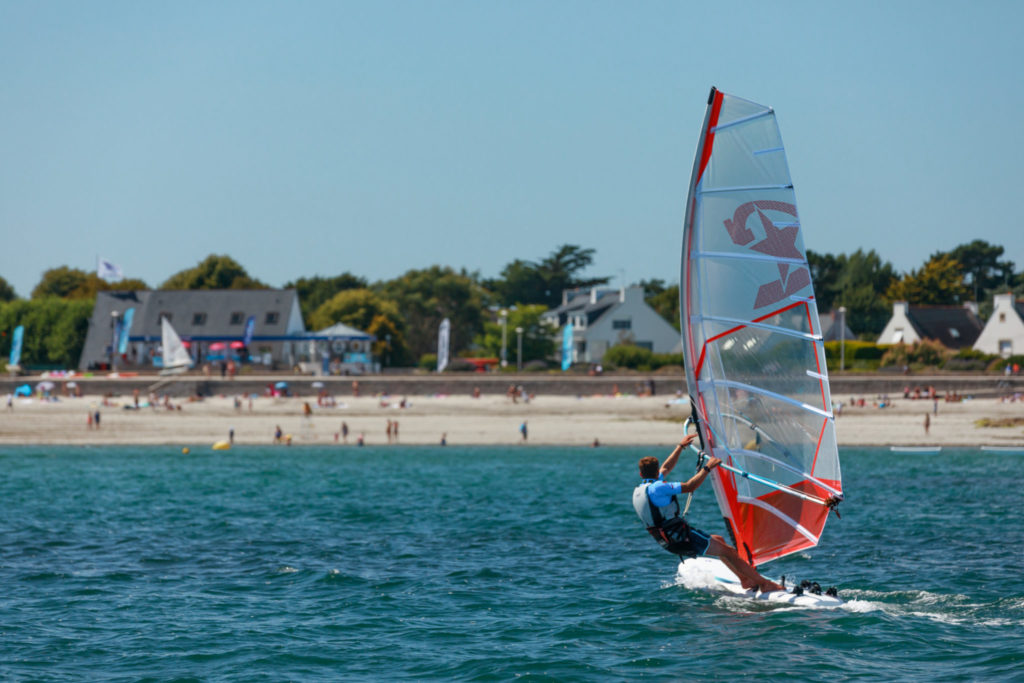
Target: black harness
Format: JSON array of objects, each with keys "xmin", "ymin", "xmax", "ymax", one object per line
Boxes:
[{"xmin": 643, "ymin": 484, "xmax": 695, "ymax": 556}]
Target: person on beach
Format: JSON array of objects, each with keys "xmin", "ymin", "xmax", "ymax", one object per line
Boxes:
[
  {"xmin": 519, "ymin": 420, "xmax": 528, "ymax": 443},
  {"xmin": 633, "ymin": 434, "xmax": 783, "ymax": 593}
]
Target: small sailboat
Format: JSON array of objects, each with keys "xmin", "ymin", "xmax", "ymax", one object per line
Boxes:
[
  {"xmin": 159, "ymin": 316, "xmax": 194, "ymax": 375},
  {"xmin": 677, "ymin": 88, "xmax": 843, "ymax": 603}
]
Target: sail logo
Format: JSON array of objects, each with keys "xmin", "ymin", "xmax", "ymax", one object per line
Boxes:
[{"xmin": 723, "ymin": 200, "xmax": 810, "ymax": 309}]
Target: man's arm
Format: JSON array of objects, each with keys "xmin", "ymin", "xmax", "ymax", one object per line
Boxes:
[
  {"xmin": 659, "ymin": 433, "xmax": 700, "ymax": 477},
  {"xmin": 676, "ymin": 455, "xmax": 722, "ymax": 493}
]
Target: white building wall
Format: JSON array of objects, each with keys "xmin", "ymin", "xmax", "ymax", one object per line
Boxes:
[
  {"xmin": 973, "ymin": 293, "xmax": 1024, "ymax": 358},
  {"xmin": 582, "ymin": 287, "xmax": 681, "ymax": 362},
  {"xmin": 876, "ymin": 301, "xmax": 920, "ymax": 345}
]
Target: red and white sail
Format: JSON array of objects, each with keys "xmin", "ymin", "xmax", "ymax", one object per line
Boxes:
[{"xmin": 681, "ymin": 88, "xmax": 842, "ymax": 566}]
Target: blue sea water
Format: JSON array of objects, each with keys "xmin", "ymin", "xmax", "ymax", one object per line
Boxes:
[{"xmin": 1, "ymin": 445, "xmax": 1022, "ymax": 681}]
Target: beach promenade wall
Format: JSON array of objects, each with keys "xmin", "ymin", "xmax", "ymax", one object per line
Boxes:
[{"xmin": 2, "ymin": 373, "xmax": 1019, "ymax": 399}]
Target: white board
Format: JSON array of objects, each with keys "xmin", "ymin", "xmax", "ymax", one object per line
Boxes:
[{"xmin": 678, "ymin": 557, "xmax": 843, "ymax": 607}]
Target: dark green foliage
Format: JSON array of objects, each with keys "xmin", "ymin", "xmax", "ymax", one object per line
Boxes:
[
  {"xmin": 160, "ymin": 255, "xmax": 267, "ymax": 290},
  {"xmin": 377, "ymin": 266, "xmax": 487, "ymax": 362},
  {"xmin": 285, "ymin": 273, "xmax": 368, "ymax": 328},
  {"xmin": 486, "ymin": 244, "xmax": 609, "ymax": 308},
  {"xmin": 0, "ymin": 275, "xmax": 18, "ymax": 302},
  {"xmin": 602, "ymin": 346, "xmax": 683, "ymax": 371},
  {"xmin": 809, "ymin": 249, "xmax": 897, "ymax": 335},
  {"xmin": 32, "ymin": 266, "xmax": 149, "ymax": 299},
  {"xmin": 639, "ymin": 279, "xmax": 680, "ymax": 330},
  {"xmin": 0, "ymin": 298, "xmax": 93, "ymax": 367}
]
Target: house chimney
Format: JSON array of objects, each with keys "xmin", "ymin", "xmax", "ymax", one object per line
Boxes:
[
  {"xmin": 562, "ymin": 289, "xmax": 569, "ymax": 306},
  {"xmin": 590, "ymin": 288, "xmax": 598, "ymax": 304},
  {"xmin": 894, "ymin": 301, "xmax": 909, "ymax": 316}
]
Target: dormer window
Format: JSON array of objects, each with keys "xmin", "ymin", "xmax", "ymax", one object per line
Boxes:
[{"xmin": 949, "ymin": 328, "xmax": 960, "ymax": 339}]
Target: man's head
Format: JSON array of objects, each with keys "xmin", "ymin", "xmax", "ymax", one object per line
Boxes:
[{"xmin": 638, "ymin": 456, "xmax": 660, "ymax": 479}]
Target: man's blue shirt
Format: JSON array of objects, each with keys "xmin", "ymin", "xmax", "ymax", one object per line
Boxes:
[{"xmin": 642, "ymin": 476, "xmax": 683, "ymax": 508}]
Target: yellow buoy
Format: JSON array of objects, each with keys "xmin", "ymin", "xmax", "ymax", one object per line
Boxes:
[
  {"xmin": 182, "ymin": 447, "xmax": 190, "ymax": 455},
  {"xmin": 212, "ymin": 440, "xmax": 231, "ymax": 450}
]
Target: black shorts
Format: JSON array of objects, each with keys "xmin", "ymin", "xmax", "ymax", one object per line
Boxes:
[{"xmin": 659, "ymin": 517, "xmax": 712, "ymax": 558}]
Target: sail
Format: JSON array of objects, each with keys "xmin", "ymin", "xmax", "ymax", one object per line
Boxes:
[
  {"xmin": 680, "ymin": 88, "xmax": 842, "ymax": 566},
  {"xmin": 160, "ymin": 317, "xmax": 193, "ymax": 375},
  {"xmin": 437, "ymin": 318, "xmax": 451, "ymax": 373}
]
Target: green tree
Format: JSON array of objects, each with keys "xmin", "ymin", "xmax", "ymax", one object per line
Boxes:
[
  {"xmin": 942, "ymin": 239, "xmax": 1015, "ymax": 302},
  {"xmin": 472, "ymin": 304, "xmax": 555, "ymax": 366},
  {"xmin": 284, "ymin": 273, "xmax": 368, "ymax": 328},
  {"xmin": 33, "ymin": 267, "xmax": 149, "ymax": 300},
  {"xmin": 308, "ymin": 288, "xmax": 409, "ymax": 365},
  {"xmin": 377, "ymin": 266, "xmax": 487, "ymax": 362},
  {"xmin": 31, "ymin": 266, "xmax": 90, "ymax": 299},
  {"xmin": 0, "ymin": 276, "xmax": 17, "ymax": 302},
  {"xmin": 831, "ymin": 249, "xmax": 898, "ymax": 335},
  {"xmin": 886, "ymin": 253, "xmax": 971, "ymax": 305},
  {"xmin": 0, "ymin": 298, "xmax": 93, "ymax": 367},
  {"xmin": 639, "ymin": 278, "xmax": 680, "ymax": 330},
  {"xmin": 160, "ymin": 255, "xmax": 267, "ymax": 290},
  {"xmin": 487, "ymin": 244, "xmax": 609, "ymax": 307},
  {"xmin": 807, "ymin": 250, "xmax": 844, "ymax": 313}
]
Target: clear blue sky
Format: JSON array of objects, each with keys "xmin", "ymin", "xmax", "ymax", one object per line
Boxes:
[{"xmin": 2, "ymin": 1, "xmax": 1022, "ymax": 297}]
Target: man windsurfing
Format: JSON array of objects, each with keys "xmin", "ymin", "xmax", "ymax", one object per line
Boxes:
[{"xmin": 633, "ymin": 434, "xmax": 782, "ymax": 593}]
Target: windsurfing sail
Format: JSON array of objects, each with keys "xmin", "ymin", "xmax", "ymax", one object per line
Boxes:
[
  {"xmin": 680, "ymin": 88, "xmax": 842, "ymax": 566},
  {"xmin": 159, "ymin": 316, "xmax": 193, "ymax": 375}
]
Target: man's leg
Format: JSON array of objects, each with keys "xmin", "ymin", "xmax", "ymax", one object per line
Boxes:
[{"xmin": 706, "ymin": 535, "xmax": 782, "ymax": 592}]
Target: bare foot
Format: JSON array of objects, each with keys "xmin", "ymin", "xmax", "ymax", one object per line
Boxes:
[{"xmin": 759, "ymin": 580, "xmax": 783, "ymax": 593}]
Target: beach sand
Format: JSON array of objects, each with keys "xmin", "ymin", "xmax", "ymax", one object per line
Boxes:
[{"xmin": 1, "ymin": 391, "xmax": 1022, "ymax": 448}]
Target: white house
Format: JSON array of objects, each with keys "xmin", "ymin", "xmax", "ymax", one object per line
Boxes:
[
  {"xmin": 973, "ymin": 293, "xmax": 1024, "ymax": 358},
  {"xmin": 876, "ymin": 301, "xmax": 983, "ymax": 349},
  {"xmin": 541, "ymin": 286, "xmax": 681, "ymax": 364}
]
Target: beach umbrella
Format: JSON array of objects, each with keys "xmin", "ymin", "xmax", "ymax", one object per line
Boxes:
[
  {"xmin": 66, "ymin": 381, "xmax": 78, "ymax": 388},
  {"xmin": 229, "ymin": 341, "xmax": 245, "ymax": 349},
  {"xmin": 14, "ymin": 384, "xmax": 31, "ymax": 396},
  {"xmin": 311, "ymin": 381, "xmax": 325, "ymax": 388},
  {"xmin": 209, "ymin": 342, "xmax": 227, "ymax": 351},
  {"xmin": 274, "ymin": 381, "xmax": 289, "ymax": 389},
  {"xmin": 37, "ymin": 381, "xmax": 56, "ymax": 391}
]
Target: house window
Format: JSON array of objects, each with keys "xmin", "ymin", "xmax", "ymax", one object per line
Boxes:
[
  {"xmin": 1000, "ymin": 312, "xmax": 1006, "ymax": 323},
  {"xmin": 1000, "ymin": 340, "xmax": 1013, "ymax": 356},
  {"xmin": 192, "ymin": 313, "xmax": 207, "ymax": 326},
  {"xmin": 265, "ymin": 312, "xmax": 280, "ymax": 325},
  {"xmin": 230, "ymin": 312, "xmax": 245, "ymax": 325},
  {"xmin": 636, "ymin": 341, "xmax": 653, "ymax": 350},
  {"xmin": 892, "ymin": 328, "xmax": 904, "ymax": 343},
  {"xmin": 612, "ymin": 319, "xmax": 632, "ymax": 330}
]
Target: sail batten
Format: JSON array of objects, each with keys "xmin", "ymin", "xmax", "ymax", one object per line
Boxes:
[{"xmin": 681, "ymin": 88, "xmax": 842, "ymax": 566}]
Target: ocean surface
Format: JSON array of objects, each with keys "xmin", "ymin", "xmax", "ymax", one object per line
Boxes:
[{"xmin": 1, "ymin": 444, "xmax": 1022, "ymax": 681}]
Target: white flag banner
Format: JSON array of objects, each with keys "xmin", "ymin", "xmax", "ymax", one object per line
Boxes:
[
  {"xmin": 97, "ymin": 257, "xmax": 124, "ymax": 282},
  {"xmin": 437, "ymin": 318, "xmax": 451, "ymax": 373}
]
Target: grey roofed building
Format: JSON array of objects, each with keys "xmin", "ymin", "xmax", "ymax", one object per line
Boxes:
[
  {"xmin": 541, "ymin": 286, "xmax": 681, "ymax": 364},
  {"xmin": 79, "ymin": 289, "xmax": 306, "ymax": 371},
  {"xmin": 876, "ymin": 301, "xmax": 983, "ymax": 350}
]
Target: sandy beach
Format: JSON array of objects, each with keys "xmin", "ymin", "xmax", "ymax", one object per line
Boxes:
[{"xmin": 1, "ymin": 390, "xmax": 1022, "ymax": 448}]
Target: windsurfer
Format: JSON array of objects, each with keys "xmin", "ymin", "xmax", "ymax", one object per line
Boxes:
[{"xmin": 633, "ymin": 435, "xmax": 783, "ymax": 593}]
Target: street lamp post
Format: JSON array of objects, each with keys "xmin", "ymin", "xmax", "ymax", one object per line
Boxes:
[
  {"xmin": 500, "ymin": 309, "xmax": 508, "ymax": 368},
  {"xmin": 838, "ymin": 306, "xmax": 847, "ymax": 373},
  {"xmin": 515, "ymin": 326, "xmax": 523, "ymax": 373}
]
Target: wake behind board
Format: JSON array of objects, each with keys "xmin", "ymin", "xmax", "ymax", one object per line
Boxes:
[{"xmin": 678, "ymin": 557, "xmax": 843, "ymax": 607}]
